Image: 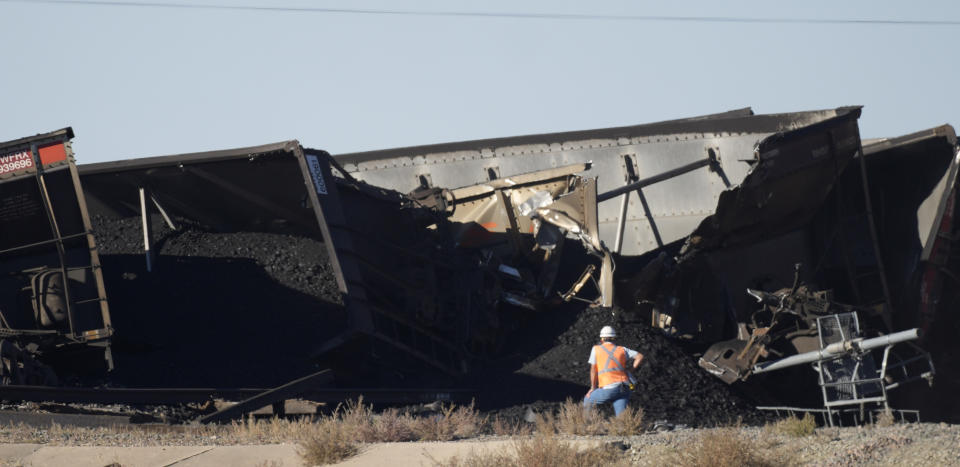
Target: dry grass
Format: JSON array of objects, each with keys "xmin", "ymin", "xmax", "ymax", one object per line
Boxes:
[
  {"xmin": 669, "ymin": 428, "xmax": 780, "ymax": 467},
  {"xmin": 296, "ymin": 397, "xmax": 486, "ymax": 464},
  {"xmin": 411, "ymin": 402, "xmax": 485, "ymax": 441},
  {"xmin": 534, "ymin": 398, "xmax": 641, "ymax": 436},
  {"xmin": 325, "ymin": 398, "xmax": 485, "ymax": 442},
  {"xmin": 490, "ymin": 415, "xmax": 533, "ymax": 437},
  {"xmin": 769, "ymin": 413, "xmax": 816, "ymax": 438},
  {"xmin": 431, "ymin": 433, "xmax": 631, "ymax": 467},
  {"xmin": 361, "ymin": 407, "xmax": 418, "ymax": 442},
  {"xmin": 297, "ymin": 417, "xmax": 358, "ymax": 466},
  {"xmin": 535, "ymin": 398, "xmax": 606, "ymax": 435},
  {"xmin": 874, "ymin": 409, "xmax": 896, "ymax": 427},
  {"xmin": 607, "ymin": 405, "xmax": 644, "ymax": 436}
]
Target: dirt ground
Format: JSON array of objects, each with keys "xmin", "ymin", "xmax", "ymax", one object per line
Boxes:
[{"xmin": 0, "ymin": 423, "xmax": 956, "ymax": 466}]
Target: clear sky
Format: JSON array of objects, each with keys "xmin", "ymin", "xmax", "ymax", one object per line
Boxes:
[{"xmin": 1, "ymin": 0, "xmax": 959, "ymax": 163}]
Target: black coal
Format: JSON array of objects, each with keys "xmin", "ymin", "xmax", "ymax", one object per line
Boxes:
[
  {"xmin": 89, "ymin": 216, "xmax": 345, "ymax": 388},
  {"xmin": 480, "ymin": 306, "xmax": 762, "ymax": 426},
  {"xmin": 85, "ymin": 216, "xmax": 761, "ymax": 425}
]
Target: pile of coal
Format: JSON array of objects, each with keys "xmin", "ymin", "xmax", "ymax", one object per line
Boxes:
[
  {"xmin": 89, "ymin": 216, "xmax": 345, "ymax": 389},
  {"xmin": 509, "ymin": 306, "xmax": 762, "ymax": 426},
  {"xmin": 91, "ymin": 216, "xmax": 341, "ymax": 304}
]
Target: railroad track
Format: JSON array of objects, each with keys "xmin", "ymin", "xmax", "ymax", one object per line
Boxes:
[
  {"xmin": 0, "ymin": 385, "xmax": 473, "ymax": 406},
  {"xmin": 0, "ymin": 370, "xmax": 476, "ymax": 424}
]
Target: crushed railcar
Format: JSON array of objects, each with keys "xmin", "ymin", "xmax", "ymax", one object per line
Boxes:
[
  {"xmin": 72, "ymin": 107, "xmax": 958, "ymax": 420},
  {"xmin": 0, "ymin": 128, "xmax": 113, "ymax": 384},
  {"xmin": 336, "ymin": 107, "xmax": 853, "ymax": 258},
  {"xmin": 325, "ymin": 107, "xmax": 951, "ymax": 417}
]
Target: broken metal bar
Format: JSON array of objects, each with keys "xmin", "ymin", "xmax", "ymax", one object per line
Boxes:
[
  {"xmin": 614, "ymin": 155, "xmax": 639, "ymax": 254},
  {"xmin": 752, "ymin": 329, "xmax": 920, "ymax": 374},
  {"xmin": 613, "ymin": 191, "xmax": 630, "ymax": 254},
  {"xmin": 561, "ymin": 264, "xmax": 596, "ymax": 302},
  {"xmin": 150, "ymin": 194, "xmax": 178, "ymax": 231},
  {"xmin": 199, "ymin": 369, "xmax": 334, "ymax": 424},
  {"xmin": 597, "ymin": 157, "xmax": 712, "ymax": 203}
]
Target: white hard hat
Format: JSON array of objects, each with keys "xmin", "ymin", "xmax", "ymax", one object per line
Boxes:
[{"xmin": 599, "ymin": 326, "xmax": 616, "ymax": 338}]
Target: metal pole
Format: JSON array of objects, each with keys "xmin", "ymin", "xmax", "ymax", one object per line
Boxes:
[
  {"xmin": 613, "ymin": 191, "xmax": 630, "ymax": 254},
  {"xmin": 597, "ymin": 157, "xmax": 711, "ymax": 203},
  {"xmin": 150, "ymin": 194, "xmax": 178, "ymax": 231},
  {"xmin": 753, "ymin": 328, "xmax": 921, "ymax": 374},
  {"xmin": 139, "ymin": 188, "xmax": 154, "ymax": 272}
]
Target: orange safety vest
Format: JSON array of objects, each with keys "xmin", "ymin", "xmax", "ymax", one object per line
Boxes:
[{"xmin": 593, "ymin": 342, "xmax": 629, "ymax": 387}]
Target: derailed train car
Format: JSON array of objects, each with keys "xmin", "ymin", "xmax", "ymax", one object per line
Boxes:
[
  {"xmin": 81, "ymin": 108, "xmax": 862, "ymax": 378},
  {"xmin": 71, "ymin": 107, "xmax": 956, "ymax": 418},
  {"xmin": 322, "ymin": 107, "xmax": 952, "ymax": 417},
  {"xmin": 0, "ymin": 128, "xmax": 113, "ymax": 384}
]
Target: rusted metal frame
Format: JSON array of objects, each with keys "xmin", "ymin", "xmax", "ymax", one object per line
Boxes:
[
  {"xmin": 853, "ymin": 130, "xmax": 896, "ymax": 330},
  {"xmin": 30, "ymin": 147, "xmax": 77, "ymax": 339},
  {"xmin": 597, "ymin": 156, "xmax": 712, "ymax": 203},
  {"xmin": 199, "ymin": 370, "xmax": 334, "ymax": 424}
]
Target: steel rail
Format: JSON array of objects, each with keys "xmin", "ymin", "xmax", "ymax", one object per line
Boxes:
[{"xmin": 0, "ymin": 385, "xmax": 476, "ymax": 406}]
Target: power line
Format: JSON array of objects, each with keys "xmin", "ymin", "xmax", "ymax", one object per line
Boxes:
[{"xmin": 3, "ymin": 0, "xmax": 960, "ymax": 26}]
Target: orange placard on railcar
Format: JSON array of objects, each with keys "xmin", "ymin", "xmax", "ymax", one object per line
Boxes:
[{"xmin": 38, "ymin": 143, "xmax": 67, "ymax": 165}]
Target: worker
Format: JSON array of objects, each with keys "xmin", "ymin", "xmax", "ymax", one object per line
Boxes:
[{"xmin": 583, "ymin": 325, "xmax": 643, "ymax": 416}]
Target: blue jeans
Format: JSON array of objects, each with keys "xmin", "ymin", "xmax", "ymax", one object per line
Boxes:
[{"xmin": 583, "ymin": 383, "xmax": 631, "ymax": 415}]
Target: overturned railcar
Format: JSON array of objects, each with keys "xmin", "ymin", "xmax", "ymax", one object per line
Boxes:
[
  {"xmin": 77, "ymin": 107, "xmax": 901, "ymax": 380},
  {"xmin": 337, "ymin": 107, "xmax": 854, "ymax": 258},
  {"xmin": 80, "ymin": 142, "xmax": 590, "ymax": 378},
  {"xmin": 0, "ymin": 128, "xmax": 113, "ymax": 384},
  {"xmin": 74, "ymin": 108, "xmax": 955, "ymax": 418}
]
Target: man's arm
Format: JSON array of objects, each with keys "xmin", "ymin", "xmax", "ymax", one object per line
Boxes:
[{"xmin": 633, "ymin": 352, "xmax": 644, "ymax": 369}]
